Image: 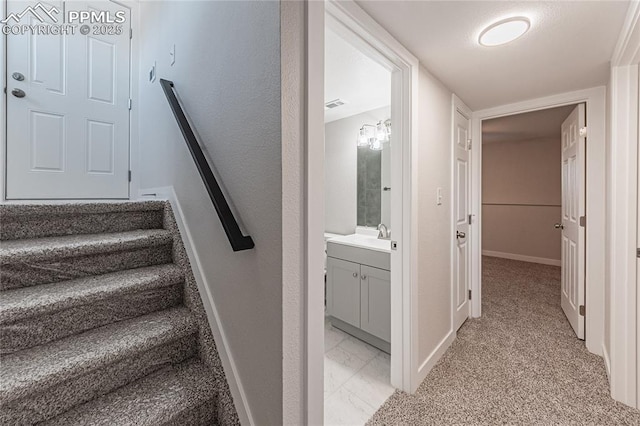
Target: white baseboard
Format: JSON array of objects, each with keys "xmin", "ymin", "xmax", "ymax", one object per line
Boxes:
[
  {"xmin": 138, "ymin": 186, "xmax": 253, "ymax": 426},
  {"xmin": 602, "ymin": 343, "xmax": 611, "ymax": 381},
  {"xmin": 415, "ymin": 329, "xmax": 455, "ymax": 391},
  {"xmin": 482, "ymin": 250, "xmax": 561, "ymax": 267}
]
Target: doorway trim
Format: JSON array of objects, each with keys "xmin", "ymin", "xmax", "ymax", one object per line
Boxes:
[
  {"xmin": 608, "ymin": 0, "xmax": 640, "ymax": 409},
  {"xmin": 470, "ymin": 86, "xmax": 607, "ymax": 358},
  {"xmin": 305, "ymin": 0, "xmax": 419, "ymax": 423}
]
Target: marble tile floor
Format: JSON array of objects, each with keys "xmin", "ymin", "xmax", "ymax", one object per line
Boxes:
[{"xmin": 324, "ymin": 318, "xmax": 395, "ymax": 426}]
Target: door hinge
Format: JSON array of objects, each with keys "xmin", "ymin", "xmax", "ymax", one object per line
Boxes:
[
  {"xmin": 637, "ymin": 248, "xmax": 640, "ymax": 258},
  {"xmin": 468, "ymin": 289, "xmax": 472, "ymax": 300},
  {"xmin": 128, "ymin": 99, "xmax": 132, "ymax": 110},
  {"xmin": 468, "ymin": 214, "xmax": 473, "ymax": 225},
  {"xmin": 129, "ymin": 28, "xmax": 133, "ymax": 39},
  {"xmin": 579, "ymin": 305, "xmax": 585, "ymax": 316},
  {"xmin": 579, "ymin": 127, "xmax": 587, "ymax": 137},
  {"xmin": 128, "ymin": 170, "xmax": 132, "ymax": 182},
  {"xmin": 579, "ymin": 216, "xmax": 586, "ymax": 227},
  {"xmin": 467, "ymin": 138, "xmax": 472, "ymax": 150}
]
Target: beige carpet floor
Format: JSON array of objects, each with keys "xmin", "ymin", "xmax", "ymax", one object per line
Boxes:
[{"xmin": 367, "ymin": 256, "xmax": 640, "ymax": 425}]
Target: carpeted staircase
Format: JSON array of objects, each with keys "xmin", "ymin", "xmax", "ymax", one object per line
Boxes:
[{"xmin": 0, "ymin": 201, "xmax": 239, "ymax": 425}]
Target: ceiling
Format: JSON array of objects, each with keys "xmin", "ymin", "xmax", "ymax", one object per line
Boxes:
[
  {"xmin": 356, "ymin": 1, "xmax": 629, "ymax": 110},
  {"xmin": 482, "ymin": 104, "xmax": 576, "ymax": 144},
  {"xmin": 325, "ymin": 27, "xmax": 391, "ymax": 123}
]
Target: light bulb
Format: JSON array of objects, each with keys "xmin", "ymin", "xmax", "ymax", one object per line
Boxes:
[
  {"xmin": 357, "ymin": 127, "xmax": 369, "ymax": 147},
  {"xmin": 369, "ymin": 138, "xmax": 383, "ymax": 151},
  {"xmin": 375, "ymin": 121, "xmax": 387, "ymax": 142}
]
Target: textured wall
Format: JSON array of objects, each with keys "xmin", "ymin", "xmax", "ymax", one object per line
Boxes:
[
  {"xmin": 137, "ymin": 2, "xmax": 282, "ymax": 423},
  {"xmin": 482, "ymin": 137, "xmax": 561, "ymax": 261}
]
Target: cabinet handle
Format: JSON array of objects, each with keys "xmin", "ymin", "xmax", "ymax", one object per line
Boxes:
[
  {"xmin": 353, "ymin": 272, "xmax": 358, "ymax": 278},
  {"xmin": 361, "ymin": 275, "xmax": 367, "ymax": 280}
]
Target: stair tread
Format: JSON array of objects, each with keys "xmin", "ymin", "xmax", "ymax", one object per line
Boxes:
[
  {"xmin": 0, "ymin": 307, "xmax": 196, "ymax": 401},
  {"xmin": 0, "ymin": 201, "xmax": 166, "ymax": 218},
  {"xmin": 0, "ymin": 264, "xmax": 183, "ymax": 324},
  {"xmin": 0, "ymin": 229, "xmax": 173, "ymax": 264},
  {"xmin": 43, "ymin": 359, "xmax": 217, "ymax": 426}
]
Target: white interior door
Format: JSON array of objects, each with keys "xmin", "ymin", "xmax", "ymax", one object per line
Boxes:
[
  {"xmin": 5, "ymin": 0, "xmax": 131, "ymax": 199},
  {"xmin": 454, "ymin": 108, "xmax": 471, "ymax": 330},
  {"xmin": 560, "ymin": 104, "xmax": 586, "ymax": 340}
]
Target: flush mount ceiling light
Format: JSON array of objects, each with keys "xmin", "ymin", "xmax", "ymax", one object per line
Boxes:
[{"xmin": 479, "ymin": 17, "xmax": 530, "ymax": 47}]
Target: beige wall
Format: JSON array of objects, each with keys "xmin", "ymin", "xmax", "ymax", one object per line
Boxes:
[
  {"xmin": 417, "ymin": 65, "xmax": 454, "ymax": 369},
  {"xmin": 482, "ymin": 137, "xmax": 562, "ymax": 262}
]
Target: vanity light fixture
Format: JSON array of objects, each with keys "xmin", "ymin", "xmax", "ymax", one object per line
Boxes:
[
  {"xmin": 479, "ymin": 17, "xmax": 530, "ymax": 47},
  {"xmin": 357, "ymin": 119, "xmax": 391, "ymax": 150}
]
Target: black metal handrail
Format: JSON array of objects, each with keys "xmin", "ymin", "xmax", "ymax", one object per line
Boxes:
[{"xmin": 160, "ymin": 79, "xmax": 255, "ymax": 252}]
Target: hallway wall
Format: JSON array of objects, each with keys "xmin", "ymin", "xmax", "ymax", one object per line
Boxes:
[
  {"xmin": 416, "ymin": 65, "xmax": 455, "ymax": 378},
  {"xmin": 482, "ymin": 137, "xmax": 562, "ymax": 264},
  {"xmin": 137, "ymin": 2, "xmax": 282, "ymax": 423}
]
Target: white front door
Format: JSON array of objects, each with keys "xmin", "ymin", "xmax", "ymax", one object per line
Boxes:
[
  {"xmin": 560, "ymin": 104, "xmax": 586, "ymax": 340},
  {"xmin": 454, "ymin": 108, "xmax": 471, "ymax": 330},
  {"xmin": 5, "ymin": 0, "xmax": 131, "ymax": 199}
]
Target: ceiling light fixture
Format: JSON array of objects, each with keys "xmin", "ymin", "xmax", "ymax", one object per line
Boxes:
[{"xmin": 479, "ymin": 17, "xmax": 530, "ymax": 47}]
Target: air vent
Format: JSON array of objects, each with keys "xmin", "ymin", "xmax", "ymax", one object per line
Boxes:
[{"xmin": 324, "ymin": 99, "xmax": 346, "ymax": 110}]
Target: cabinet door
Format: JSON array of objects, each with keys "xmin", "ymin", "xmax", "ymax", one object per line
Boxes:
[
  {"xmin": 327, "ymin": 257, "xmax": 361, "ymax": 328},
  {"xmin": 360, "ymin": 265, "xmax": 391, "ymax": 342}
]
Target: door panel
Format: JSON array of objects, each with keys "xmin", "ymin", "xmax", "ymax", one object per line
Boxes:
[
  {"xmin": 326, "ymin": 257, "xmax": 361, "ymax": 328},
  {"xmin": 360, "ymin": 265, "xmax": 391, "ymax": 342},
  {"xmin": 6, "ymin": 0, "xmax": 131, "ymax": 199},
  {"xmin": 454, "ymin": 109, "xmax": 470, "ymax": 330},
  {"xmin": 560, "ymin": 104, "xmax": 586, "ymax": 339}
]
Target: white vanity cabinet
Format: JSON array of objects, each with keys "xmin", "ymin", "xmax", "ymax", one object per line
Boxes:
[{"xmin": 326, "ymin": 240, "xmax": 391, "ymax": 353}]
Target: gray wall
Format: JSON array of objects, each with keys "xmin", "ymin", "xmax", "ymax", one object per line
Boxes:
[
  {"xmin": 482, "ymin": 137, "xmax": 562, "ymax": 262},
  {"xmin": 324, "ymin": 106, "xmax": 390, "ymax": 235},
  {"xmin": 137, "ymin": 2, "xmax": 282, "ymax": 423}
]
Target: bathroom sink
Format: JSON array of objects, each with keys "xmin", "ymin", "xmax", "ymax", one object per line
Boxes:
[{"xmin": 328, "ymin": 233, "xmax": 391, "ymax": 253}]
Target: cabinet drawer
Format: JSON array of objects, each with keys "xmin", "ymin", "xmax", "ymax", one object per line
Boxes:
[{"xmin": 327, "ymin": 242, "xmax": 390, "ymax": 270}]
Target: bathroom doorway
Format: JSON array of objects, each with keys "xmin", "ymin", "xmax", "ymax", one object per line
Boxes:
[{"xmin": 323, "ymin": 24, "xmax": 394, "ymax": 424}]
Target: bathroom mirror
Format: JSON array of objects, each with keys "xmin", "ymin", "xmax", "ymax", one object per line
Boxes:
[{"xmin": 357, "ymin": 141, "xmax": 391, "ymax": 228}]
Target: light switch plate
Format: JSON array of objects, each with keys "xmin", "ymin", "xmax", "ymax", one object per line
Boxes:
[
  {"xmin": 436, "ymin": 187, "xmax": 443, "ymax": 205},
  {"xmin": 169, "ymin": 44, "xmax": 175, "ymax": 66}
]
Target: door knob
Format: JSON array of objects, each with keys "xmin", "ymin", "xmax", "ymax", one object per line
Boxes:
[
  {"xmin": 352, "ymin": 272, "xmax": 358, "ymax": 278},
  {"xmin": 554, "ymin": 223, "xmax": 564, "ymax": 230},
  {"xmin": 11, "ymin": 88, "xmax": 26, "ymax": 98},
  {"xmin": 456, "ymin": 231, "xmax": 466, "ymax": 239},
  {"xmin": 12, "ymin": 72, "xmax": 24, "ymax": 81},
  {"xmin": 361, "ymin": 275, "xmax": 367, "ymax": 280}
]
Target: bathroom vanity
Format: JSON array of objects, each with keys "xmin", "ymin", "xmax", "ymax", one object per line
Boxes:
[{"xmin": 326, "ymin": 230, "xmax": 391, "ymax": 353}]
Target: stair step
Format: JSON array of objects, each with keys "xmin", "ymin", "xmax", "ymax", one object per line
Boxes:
[
  {"xmin": 0, "ymin": 308, "xmax": 197, "ymax": 411},
  {"xmin": 43, "ymin": 359, "xmax": 218, "ymax": 426},
  {"xmin": 0, "ymin": 201, "xmax": 166, "ymax": 241},
  {"xmin": 0, "ymin": 230, "xmax": 174, "ymax": 290},
  {"xmin": 0, "ymin": 229, "xmax": 173, "ymax": 264},
  {"xmin": 0, "ymin": 265, "xmax": 185, "ymax": 353}
]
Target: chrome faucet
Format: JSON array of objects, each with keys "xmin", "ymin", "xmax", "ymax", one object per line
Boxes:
[{"xmin": 377, "ymin": 223, "xmax": 390, "ymax": 239}]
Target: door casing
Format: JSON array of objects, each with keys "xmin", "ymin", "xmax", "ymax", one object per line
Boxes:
[
  {"xmin": 305, "ymin": 1, "xmax": 420, "ymax": 424},
  {"xmin": 470, "ymin": 87, "xmax": 607, "ymax": 357}
]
